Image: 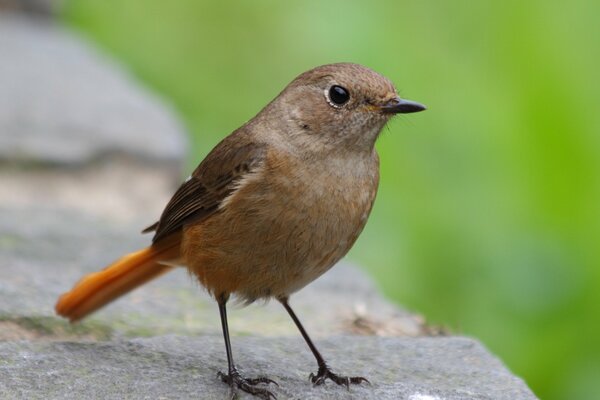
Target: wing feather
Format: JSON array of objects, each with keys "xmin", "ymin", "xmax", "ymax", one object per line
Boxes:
[{"xmin": 145, "ymin": 134, "xmax": 266, "ymax": 243}]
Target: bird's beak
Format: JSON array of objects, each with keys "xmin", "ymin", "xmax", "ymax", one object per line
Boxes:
[{"xmin": 379, "ymin": 97, "xmax": 427, "ymax": 114}]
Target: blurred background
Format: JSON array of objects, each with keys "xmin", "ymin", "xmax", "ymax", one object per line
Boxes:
[{"xmin": 38, "ymin": 0, "xmax": 600, "ymax": 398}]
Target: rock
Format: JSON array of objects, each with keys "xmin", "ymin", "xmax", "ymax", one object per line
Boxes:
[
  {"xmin": 0, "ymin": 335, "xmax": 537, "ymax": 400},
  {"xmin": 0, "ymin": 160, "xmax": 179, "ymax": 224},
  {"xmin": 0, "ymin": 12, "xmax": 187, "ymax": 224},
  {"xmin": 0, "ymin": 13, "xmax": 186, "ymax": 169}
]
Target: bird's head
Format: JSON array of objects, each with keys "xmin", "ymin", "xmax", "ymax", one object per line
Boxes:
[{"xmin": 264, "ymin": 63, "xmax": 426, "ymax": 153}]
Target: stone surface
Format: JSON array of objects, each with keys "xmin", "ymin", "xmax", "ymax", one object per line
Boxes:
[
  {"xmin": 0, "ymin": 13, "xmax": 186, "ymax": 168},
  {"xmin": 0, "ymin": 160, "xmax": 178, "ymax": 224},
  {"xmin": 0, "ymin": 11, "xmax": 187, "ymax": 224},
  {"xmin": 0, "ymin": 335, "xmax": 537, "ymax": 400}
]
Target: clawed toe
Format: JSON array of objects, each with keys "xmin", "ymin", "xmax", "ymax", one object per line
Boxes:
[
  {"xmin": 309, "ymin": 365, "xmax": 370, "ymax": 389},
  {"xmin": 218, "ymin": 369, "xmax": 278, "ymax": 399}
]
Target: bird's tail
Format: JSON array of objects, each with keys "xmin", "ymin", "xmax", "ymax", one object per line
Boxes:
[{"xmin": 55, "ymin": 235, "xmax": 181, "ymax": 322}]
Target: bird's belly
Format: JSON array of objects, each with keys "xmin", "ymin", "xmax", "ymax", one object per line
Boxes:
[{"xmin": 181, "ymin": 157, "xmax": 377, "ymax": 302}]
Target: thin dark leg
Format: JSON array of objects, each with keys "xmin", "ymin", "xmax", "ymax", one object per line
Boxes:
[
  {"xmin": 217, "ymin": 295, "xmax": 277, "ymax": 399},
  {"xmin": 218, "ymin": 296, "xmax": 236, "ymax": 374},
  {"xmin": 280, "ymin": 297, "xmax": 327, "ymax": 368},
  {"xmin": 280, "ymin": 297, "xmax": 369, "ymax": 388}
]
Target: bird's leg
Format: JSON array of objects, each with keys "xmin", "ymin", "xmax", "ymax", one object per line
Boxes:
[
  {"xmin": 217, "ymin": 294, "xmax": 277, "ymax": 400},
  {"xmin": 279, "ymin": 297, "xmax": 369, "ymax": 388}
]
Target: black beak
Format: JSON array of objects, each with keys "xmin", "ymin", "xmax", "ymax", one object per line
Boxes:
[{"xmin": 380, "ymin": 97, "xmax": 427, "ymax": 114}]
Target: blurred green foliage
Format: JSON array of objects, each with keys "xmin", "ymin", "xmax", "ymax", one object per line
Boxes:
[{"xmin": 62, "ymin": 1, "xmax": 600, "ymax": 399}]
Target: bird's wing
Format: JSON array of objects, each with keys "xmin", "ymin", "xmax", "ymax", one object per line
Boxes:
[{"xmin": 143, "ymin": 134, "xmax": 266, "ymax": 243}]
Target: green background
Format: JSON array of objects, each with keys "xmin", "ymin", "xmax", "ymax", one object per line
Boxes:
[{"xmin": 62, "ymin": 1, "xmax": 600, "ymax": 399}]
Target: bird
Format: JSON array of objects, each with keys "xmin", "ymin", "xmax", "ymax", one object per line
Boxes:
[{"xmin": 55, "ymin": 62, "xmax": 426, "ymax": 399}]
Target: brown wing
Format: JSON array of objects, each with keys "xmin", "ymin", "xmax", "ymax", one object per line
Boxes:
[{"xmin": 144, "ymin": 134, "xmax": 266, "ymax": 243}]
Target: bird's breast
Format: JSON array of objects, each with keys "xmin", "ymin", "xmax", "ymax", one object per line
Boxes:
[{"xmin": 182, "ymin": 148, "xmax": 379, "ymax": 301}]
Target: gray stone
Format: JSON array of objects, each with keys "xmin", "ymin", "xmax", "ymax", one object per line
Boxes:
[
  {"xmin": 0, "ymin": 335, "xmax": 537, "ymax": 400},
  {"xmin": 0, "ymin": 13, "xmax": 186, "ymax": 168},
  {"xmin": 0, "ymin": 160, "xmax": 180, "ymax": 223},
  {"xmin": 0, "ymin": 206, "xmax": 428, "ymax": 341}
]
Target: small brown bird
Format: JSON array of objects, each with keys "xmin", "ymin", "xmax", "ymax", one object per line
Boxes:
[{"xmin": 55, "ymin": 63, "xmax": 425, "ymax": 399}]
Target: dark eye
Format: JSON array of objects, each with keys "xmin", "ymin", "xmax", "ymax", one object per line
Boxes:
[{"xmin": 328, "ymin": 85, "xmax": 350, "ymax": 106}]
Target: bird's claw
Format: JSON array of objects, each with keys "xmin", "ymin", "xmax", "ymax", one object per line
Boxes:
[
  {"xmin": 309, "ymin": 365, "xmax": 370, "ymax": 389},
  {"xmin": 218, "ymin": 369, "xmax": 278, "ymax": 399}
]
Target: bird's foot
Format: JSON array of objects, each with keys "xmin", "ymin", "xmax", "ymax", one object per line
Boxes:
[
  {"xmin": 309, "ymin": 364, "xmax": 370, "ymax": 389},
  {"xmin": 218, "ymin": 368, "xmax": 278, "ymax": 400}
]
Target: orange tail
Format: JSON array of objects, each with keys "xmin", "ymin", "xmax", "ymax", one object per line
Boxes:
[{"xmin": 55, "ymin": 235, "xmax": 181, "ymax": 322}]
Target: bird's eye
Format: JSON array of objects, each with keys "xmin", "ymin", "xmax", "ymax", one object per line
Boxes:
[{"xmin": 328, "ymin": 85, "xmax": 350, "ymax": 106}]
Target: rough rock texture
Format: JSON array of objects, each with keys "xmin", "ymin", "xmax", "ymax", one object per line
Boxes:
[
  {"xmin": 0, "ymin": 10, "xmax": 537, "ymax": 400},
  {"xmin": 0, "ymin": 336, "xmax": 536, "ymax": 400}
]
